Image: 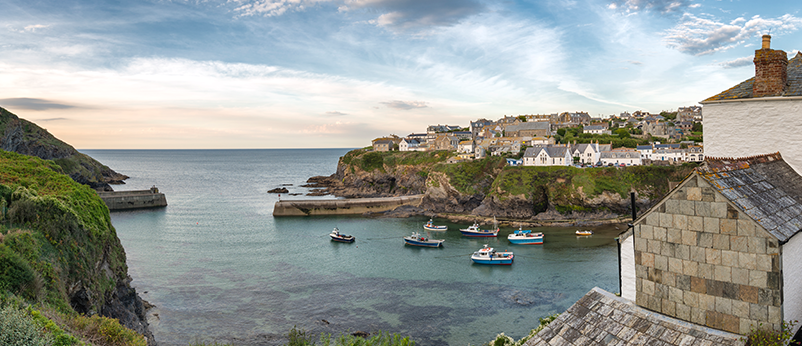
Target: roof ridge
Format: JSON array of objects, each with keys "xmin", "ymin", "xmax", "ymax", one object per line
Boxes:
[{"xmin": 698, "ymin": 152, "xmax": 783, "ymax": 173}]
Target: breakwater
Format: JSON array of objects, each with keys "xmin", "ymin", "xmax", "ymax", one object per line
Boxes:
[
  {"xmin": 97, "ymin": 187, "xmax": 168, "ymax": 211},
  {"xmin": 273, "ymin": 195, "xmax": 423, "ymax": 216}
]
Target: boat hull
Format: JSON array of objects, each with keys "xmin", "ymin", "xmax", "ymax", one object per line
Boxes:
[
  {"xmin": 459, "ymin": 230, "xmax": 498, "ymax": 237},
  {"xmin": 330, "ymin": 235, "xmax": 355, "ymax": 243},
  {"xmin": 508, "ymin": 238, "xmax": 543, "ymax": 245},
  {"xmin": 403, "ymin": 239, "xmax": 443, "ymax": 247},
  {"xmin": 423, "ymin": 225, "xmax": 448, "ymax": 231},
  {"xmin": 471, "ymin": 256, "xmax": 513, "ymax": 265}
]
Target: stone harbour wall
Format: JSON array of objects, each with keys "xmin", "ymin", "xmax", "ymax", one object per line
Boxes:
[
  {"xmin": 97, "ymin": 188, "xmax": 168, "ymax": 211},
  {"xmin": 632, "ymin": 174, "xmax": 782, "ymax": 334}
]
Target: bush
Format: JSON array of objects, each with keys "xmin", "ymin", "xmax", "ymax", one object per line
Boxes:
[
  {"xmin": 0, "ymin": 304, "xmax": 53, "ymax": 346},
  {"xmin": 742, "ymin": 320, "xmax": 800, "ymax": 346}
]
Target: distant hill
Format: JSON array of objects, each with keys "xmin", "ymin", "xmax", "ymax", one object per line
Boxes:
[{"xmin": 0, "ymin": 107, "xmax": 127, "ymax": 190}]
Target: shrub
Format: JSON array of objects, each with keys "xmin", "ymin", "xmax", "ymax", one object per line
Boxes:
[
  {"xmin": 742, "ymin": 320, "xmax": 800, "ymax": 346},
  {"xmin": 0, "ymin": 304, "xmax": 53, "ymax": 346}
]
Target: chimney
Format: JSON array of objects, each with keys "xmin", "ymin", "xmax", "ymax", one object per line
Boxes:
[{"xmin": 753, "ymin": 35, "xmax": 788, "ymax": 97}]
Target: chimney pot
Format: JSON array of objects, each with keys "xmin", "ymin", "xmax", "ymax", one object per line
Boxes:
[{"xmin": 762, "ymin": 34, "xmax": 771, "ymax": 49}]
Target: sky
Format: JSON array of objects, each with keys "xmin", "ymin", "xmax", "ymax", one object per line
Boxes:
[{"xmin": 0, "ymin": 0, "xmax": 800, "ymax": 149}]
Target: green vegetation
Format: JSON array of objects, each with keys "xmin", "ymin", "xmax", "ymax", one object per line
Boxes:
[
  {"xmin": 284, "ymin": 326, "xmax": 415, "ymax": 346},
  {"xmin": 435, "ymin": 156, "xmax": 506, "ymax": 195},
  {"xmin": 742, "ymin": 320, "xmax": 800, "ymax": 346},
  {"xmin": 485, "ymin": 314, "xmax": 560, "ymax": 346},
  {"xmin": 556, "ymin": 126, "xmax": 649, "ymax": 149},
  {"xmin": 0, "ymin": 150, "xmax": 144, "ymax": 345}
]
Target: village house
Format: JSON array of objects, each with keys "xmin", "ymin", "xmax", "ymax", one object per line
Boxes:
[
  {"xmin": 432, "ymin": 134, "xmax": 459, "ymax": 151},
  {"xmin": 399, "ymin": 138, "xmax": 422, "ymax": 152},
  {"xmin": 504, "ymin": 121, "xmax": 551, "ymax": 137},
  {"xmin": 371, "ymin": 136, "xmax": 401, "ymax": 152},
  {"xmin": 583, "ymin": 125, "xmax": 611, "ymax": 135},
  {"xmin": 523, "ymin": 145, "xmax": 572, "ymax": 167},
  {"xmin": 701, "ymin": 35, "xmax": 802, "ymax": 174},
  {"xmin": 618, "ymin": 153, "xmax": 802, "ymax": 336},
  {"xmin": 458, "ymin": 140, "xmax": 474, "ymax": 154},
  {"xmin": 599, "ymin": 149, "xmax": 642, "ymax": 166},
  {"xmin": 571, "ymin": 142, "xmax": 602, "ymax": 165}
]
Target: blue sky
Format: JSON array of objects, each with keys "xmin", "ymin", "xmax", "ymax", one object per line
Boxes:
[{"xmin": 1, "ymin": 0, "xmax": 800, "ymax": 149}]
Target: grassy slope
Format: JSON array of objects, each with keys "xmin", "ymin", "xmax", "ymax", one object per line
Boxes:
[{"xmin": 0, "ymin": 150, "xmax": 143, "ymax": 345}]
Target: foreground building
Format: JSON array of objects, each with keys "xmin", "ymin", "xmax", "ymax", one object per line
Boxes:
[
  {"xmin": 619, "ymin": 153, "xmax": 802, "ymax": 336},
  {"xmin": 701, "ymin": 35, "xmax": 802, "ymax": 174}
]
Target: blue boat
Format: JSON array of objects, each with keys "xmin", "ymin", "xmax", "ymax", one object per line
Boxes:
[
  {"xmin": 403, "ymin": 232, "xmax": 444, "ymax": 247},
  {"xmin": 423, "ymin": 219, "xmax": 448, "ymax": 231},
  {"xmin": 507, "ymin": 228, "xmax": 544, "ymax": 245},
  {"xmin": 329, "ymin": 227, "xmax": 355, "ymax": 243},
  {"xmin": 470, "ymin": 245, "xmax": 513, "ymax": 265}
]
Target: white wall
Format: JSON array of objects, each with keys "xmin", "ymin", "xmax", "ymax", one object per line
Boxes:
[
  {"xmin": 621, "ymin": 234, "xmax": 637, "ymax": 301},
  {"xmin": 703, "ymin": 99, "xmax": 802, "ymax": 175},
  {"xmin": 783, "ymin": 233, "xmax": 802, "ymax": 335}
]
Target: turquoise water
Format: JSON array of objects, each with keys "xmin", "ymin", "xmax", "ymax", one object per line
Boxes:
[{"xmin": 82, "ymin": 149, "xmax": 621, "ymax": 346}]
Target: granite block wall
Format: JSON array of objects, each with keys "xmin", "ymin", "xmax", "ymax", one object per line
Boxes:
[{"xmin": 633, "ymin": 175, "xmax": 782, "ymax": 334}]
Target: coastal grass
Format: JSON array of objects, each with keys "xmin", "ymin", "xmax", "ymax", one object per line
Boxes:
[
  {"xmin": 285, "ymin": 326, "xmax": 415, "ymax": 346},
  {"xmin": 485, "ymin": 313, "xmax": 560, "ymax": 346},
  {"xmin": 435, "ymin": 156, "xmax": 506, "ymax": 195}
]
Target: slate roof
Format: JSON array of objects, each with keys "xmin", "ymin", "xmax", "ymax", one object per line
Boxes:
[
  {"xmin": 523, "ymin": 287, "xmax": 744, "ymax": 346},
  {"xmin": 697, "ymin": 152, "xmax": 802, "ymax": 243},
  {"xmin": 507, "ymin": 122, "xmax": 551, "ymax": 132},
  {"xmin": 703, "ymin": 53, "xmax": 802, "ymax": 102},
  {"xmin": 584, "ymin": 125, "xmax": 606, "ymax": 131}
]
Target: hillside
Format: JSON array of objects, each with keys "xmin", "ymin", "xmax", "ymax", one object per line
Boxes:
[
  {"xmin": 310, "ymin": 149, "xmax": 697, "ymax": 222},
  {"xmin": 0, "ymin": 150, "xmax": 153, "ymax": 345},
  {"xmin": 0, "ymin": 107, "xmax": 128, "ymax": 191}
]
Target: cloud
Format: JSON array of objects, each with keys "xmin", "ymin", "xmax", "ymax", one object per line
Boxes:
[
  {"xmin": 231, "ymin": 0, "xmax": 332, "ymax": 17},
  {"xmin": 340, "ymin": 0, "xmax": 486, "ymax": 32},
  {"xmin": 24, "ymin": 24, "xmax": 49, "ymax": 32},
  {"xmin": 628, "ymin": 60, "xmax": 643, "ymax": 65},
  {"xmin": 324, "ymin": 111, "xmax": 348, "ymax": 116},
  {"xmin": 38, "ymin": 117, "xmax": 70, "ymax": 122},
  {"xmin": 663, "ymin": 14, "xmax": 802, "ymax": 56},
  {"xmin": 380, "ymin": 100, "xmax": 428, "ymax": 110},
  {"xmin": 0, "ymin": 98, "xmax": 77, "ymax": 111},
  {"xmin": 608, "ymin": 0, "xmax": 691, "ymax": 15},
  {"xmin": 719, "ymin": 56, "xmax": 753, "ymax": 69}
]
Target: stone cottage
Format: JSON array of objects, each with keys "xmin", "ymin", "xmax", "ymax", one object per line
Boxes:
[{"xmin": 618, "ymin": 152, "xmax": 802, "ymax": 336}]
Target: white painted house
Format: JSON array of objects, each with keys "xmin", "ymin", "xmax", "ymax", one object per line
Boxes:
[
  {"xmin": 599, "ymin": 150, "xmax": 642, "ymax": 166},
  {"xmin": 399, "ymin": 138, "xmax": 420, "ymax": 152},
  {"xmin": 571, "ymin": 142, "xmax": 601, "ymax": 165},
  {"xmin": 523, "ymin": 145, "xmax": 572, "ymax": 166},
  {"xmin": 701, "ymin": 35, "xmax": 802, "ymax": 175}
]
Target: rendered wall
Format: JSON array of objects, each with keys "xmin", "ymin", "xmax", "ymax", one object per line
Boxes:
[
  {"xmin": 620, "ymin": 233, "xmax": 637, "ymax": 301},
  {"xmin": 783, "ymin": 233, "xmax": 802, "ymax": 335},
  {"xmin": 703, "ymin": 100, "xmax": 802, "ymax": 175},
  {"xmin": 633, "ymin": 174, "xmax": 782, "ymax": 334}
]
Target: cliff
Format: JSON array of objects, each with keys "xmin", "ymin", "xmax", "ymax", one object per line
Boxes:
[
  {"xmin": 309, "ymin": 149, "xmax": 697, "ymax": 222},
  {"xmin": 0, "ymin": 150, "xmax": 153, "ymax": 344},
  {"xmin": 0, "ymin": 107, "xmax": 128, "ymax": 191}
]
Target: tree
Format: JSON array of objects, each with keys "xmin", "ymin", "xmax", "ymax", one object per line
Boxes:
[
  {"xmin": 517, "ymin": 115, "xmax": 527, "ymax": 122},
  {"xmin": 615, "ymin": 128, "xmax": 631, "ymax": 139},
  {"xmin": 692, "ymin": 122, "xmax": 703, "ymax": 133}
]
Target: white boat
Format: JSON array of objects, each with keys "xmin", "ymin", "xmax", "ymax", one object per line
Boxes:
[
  {"xmin": 403, "ymin": 232, "xmax": 444, "ymax": 247},
  {"xmin": 423, "ymin": 219, "xmax": 448, "ymax": 231},
  {"xmin": 330, "ymin": 227, "xmax": 355, "ymax": 243},
  {"xmin": 508, "ymin": 228, "xmax": 544, "ymax": 245},
  {"xmin": 460, "ymin": 217, "xmax": 499, "ymax": 237},
  {"xmin": 470, "ymin": 245, "xmax": 513, "ymax": 265},
  {"xmin": 576, "ymin": 230, "xmax": 594, "ymax": 236}
]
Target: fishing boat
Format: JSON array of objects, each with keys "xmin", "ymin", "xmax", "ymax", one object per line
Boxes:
[
  {"xmin": 423, "ymin": 218, "xmax": 448, "ymax": 231},
  {"xmin": 470, "ymin": 245, "xmax": 513, "ymax": 265},
  {"xmin": 459, "ymin": 217, "xmax": 499, "ymax": 237},
  {"xmin": 330, "ymin": 227, "xmax": 355, "ymax": 243},
  {"xmin": 403, "ymin": 232, "xmax": 444, "ymax": 247},
  {"xmin": 507, "ymin": 228, "xmax": 544, "ymax": 245},
  {"xmin": 576, "ymin": 230, "xmax": 594, "ymax": 236}
]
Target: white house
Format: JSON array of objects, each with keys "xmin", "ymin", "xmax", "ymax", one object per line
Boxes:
[
  {"xmin": 571, "ymin": 142, "xmax": 601, "ymax": 165},
  {"xmin": 701, "ymin": 35, "xmax": 802, "ymax": 174},
  {"xmin": 599, "ymin": 150, "xmax": 642, "ymax": 166},
  {"xmin": 523, "ymin": 145, "xmax": 572, "ymax": 166},
  {"xmin": 652, "ymin": 148, "xmax": 685, "ymax": 163},
  {"xmin": 399, "ymin": 138, "xmax": 420, "ymax": 152},
  {"xmin": 458, "ymin": 140, "xmax": 474, "ymax": 154},
  {"xmin": 583, "ymin": 125, "xmax": 611, "ymax": 135},
  {"xmin": 636, "ymin": 144, "xmax": 653, "ymax": 161}
]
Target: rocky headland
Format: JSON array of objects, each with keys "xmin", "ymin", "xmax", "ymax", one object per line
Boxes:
[
  {"xmin": 306, "ymin": 149, "xmax": 696, "ymax": 226},
  {"xmin": 0, "ymin": 106, "xmax": 128, "ymax": 191}
]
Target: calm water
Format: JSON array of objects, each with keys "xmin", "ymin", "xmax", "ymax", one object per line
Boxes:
[{"xmin": 81, "ymin": 149, "xmax": 621, "ymax": 346}]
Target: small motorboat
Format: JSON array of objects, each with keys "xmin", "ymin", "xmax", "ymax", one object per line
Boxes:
[
  {"xmin": 330, "ymin": 227, "xmax": 355, "ymax": 243},
  {"xmin": 460, "ymin": 217, "xmax": 499, "ymax": 237},
  {"xmin": 508, "ymin": 227, "xmax": 544, "ymax": 245},
  {"xmin": 403, "ymin": 232, "xmax": 444, "ymax": 247},
  {"xmin": 470, "ymin": 245, "xmax": 513, "ymax": 265},
  {"xmin": 576, "ymin": 230, "xmax": 594, "ymax": 236},
  {"xmin": 423, "ymin": 218, "xmax": 448, "ymax": 231}
]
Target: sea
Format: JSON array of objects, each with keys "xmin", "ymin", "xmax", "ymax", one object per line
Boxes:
[{"xmin": 80, "ymin": 149, "xmax": 621, "ymax": 346}]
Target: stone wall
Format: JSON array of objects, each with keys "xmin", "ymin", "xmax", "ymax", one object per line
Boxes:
[
  {"xmin": 97, "ymin": 189, "xmax": 168, "ymax": 210},
  {"xmin": 631, "ymin": 174, "xmax": 782, "ymax": 334}
]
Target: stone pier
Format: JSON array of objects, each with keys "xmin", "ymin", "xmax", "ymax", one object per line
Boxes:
[
  {"xmin": 273, "ymin": 195, "xmax": 423, "ymax": 216},
  {"xmin": 98, "ymin": 187, "xmax": 168, "ymax": 211}
]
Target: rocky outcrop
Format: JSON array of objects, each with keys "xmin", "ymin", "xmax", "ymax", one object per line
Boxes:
[{"xmin": 0, "ymin": 107, "xmax": 128, "ymax": 190}]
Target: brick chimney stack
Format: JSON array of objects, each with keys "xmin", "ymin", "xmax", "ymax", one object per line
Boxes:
[{"xmin": 753, "ymin": 35, "xmax": 788, "ymax": 97}]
